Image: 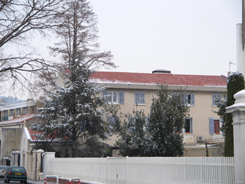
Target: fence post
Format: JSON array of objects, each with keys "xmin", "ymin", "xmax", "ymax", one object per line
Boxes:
[
  {"xmin": 42, "ymin": 152, "xmax": 55, "ymax": 179},
  {"xmin": 226, "ymin": 89, "xmax": 245, "ymax": 184}
]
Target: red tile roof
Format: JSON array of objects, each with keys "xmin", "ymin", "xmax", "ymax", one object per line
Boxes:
[
  {"xmin": 28, "ymin": 129, "xmax": 43, "ymax": 141},
  {"xmin": 91, "ymin": 71, "xmax": 227, "ymax": 87}
]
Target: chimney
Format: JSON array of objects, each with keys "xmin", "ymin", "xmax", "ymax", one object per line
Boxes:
[{"xmin": 152, "ymin": 69, "xmax": 171, "ymax": 74}]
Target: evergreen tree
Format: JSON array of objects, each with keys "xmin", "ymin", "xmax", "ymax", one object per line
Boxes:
[
  {"xmin": 116, "ymin": 85, "xmax": 189, "ymax": 157},
  {"xmin": 225, "ymin": 72, "xmax": 244, "ymax": 156},
  {"xmin": 116, "ymin": 109, "xmax": 150, "ymax": 156},
  {"xmin": 215, "ymin": 97, "xmax": 227, "ymax": 134},
  {"xmin": 32, "ymin": 0, "xmax": 117, "ymax": 157},
  {"xmin": 147, "ymin": 85, "xmax": 189, "ymax": 156},
  {"xmin": 33, "ymin": 66, "xmax": 115, "ymax": 157}
]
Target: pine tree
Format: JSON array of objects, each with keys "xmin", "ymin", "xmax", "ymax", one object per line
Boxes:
[
  {"xmin": 225, "ymin": 72, "xmax": 244, "ymax": 156},
  {"xmin": 34, "ymin": 66, "xmax": 114, "ymax": 157}
]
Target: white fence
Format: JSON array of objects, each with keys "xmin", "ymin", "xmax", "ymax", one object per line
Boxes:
[{"xmin": 46, "ymin": 156, "xmax": 234, "ymax": 184}]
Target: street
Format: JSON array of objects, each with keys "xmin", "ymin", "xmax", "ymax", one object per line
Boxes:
[{"xmin": 0, "ymin": 178, "xmax": 49, "ymax": 184}]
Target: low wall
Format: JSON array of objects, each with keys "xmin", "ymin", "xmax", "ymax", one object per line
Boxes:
[{"xmin": 44, "ymin": 154, "xmax": 234, "ymax": 184}]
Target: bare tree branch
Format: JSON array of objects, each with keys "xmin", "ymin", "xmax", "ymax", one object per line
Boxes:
[
  {"xmin": 0, "ymin": 0, "xmax": 62, "ymax": 94},
  {"xmin": 49, "ymin": 0, "xmax": 115, "ymax": 70}
]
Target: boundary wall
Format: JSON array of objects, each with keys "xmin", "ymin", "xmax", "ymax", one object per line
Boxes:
[{"xmin": 43, "ymin": 153, "xmax": 234, "ymax": 184}]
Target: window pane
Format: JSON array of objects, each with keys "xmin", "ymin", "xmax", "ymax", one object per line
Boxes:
[
  {"xmin": 113, "ymin": 92, "xmax": 117, "ymax": 102},
  {"xmin": 3, "ymin": 111, "xmax": 8, "ymax": 117},
  {"xmin": 17, "ymin": 108, "xmax": 21, "ymax": 115},
  {"xmin": 3, "ymin": 111, "xmax": 8, "ymax": 121},
  {"xmin": 10, "ymin": 109, "xmax": 14, "ymax": 116},
  {"xmin": 108, "ymin": 92, "xmax": 112, "ymax": 102},
  {"xmin": 22, "ymin": 107, "xmax": 28, "ymax": 115},
  {"xmin": 213, "ymin": 94, "xmax": 221, "ymax": 106},
  {"xmin": 185, "ymin": 119, "xmax": 191, "ymax": 133}
]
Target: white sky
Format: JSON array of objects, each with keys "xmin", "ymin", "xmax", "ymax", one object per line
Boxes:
[{"xmin": 90, "ymin": 0, "xmax": 242, "ymax": 76}]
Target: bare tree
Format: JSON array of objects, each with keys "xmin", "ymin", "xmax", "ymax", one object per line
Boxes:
[
  {"xmin": 0, "ymin": 0, "xmax": 62, "ymax": 94},
  {"xmin": 32, "ymin": 0, "xmax": 116, "ymax": 157},
  {"xmin": 50, "ymin": 0, "xmax": 114, "ymax": 70}
]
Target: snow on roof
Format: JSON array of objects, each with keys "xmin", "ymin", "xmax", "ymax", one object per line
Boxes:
[
  {"xmin": 0, "ymin": 114, "xmax": 36, "ymax": 126},
  {"xmin": 24, "ymin": 127, "xmax": 32, "ymax": 140},
  {"xmin": 91, "ymin": 71, "xmax": 227, "ymax": 87}
]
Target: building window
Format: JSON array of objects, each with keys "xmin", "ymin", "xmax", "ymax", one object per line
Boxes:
[
  {"xmin": 209, "ymin": 118, "xmax": 220, "ymax": 134},
  {"xmin": 182, "ymin": 94, "xmax": 195, "ymax": 105},
  {"xmin": 135, "ymin": 92, "xmax": 145, "ymax": 104},
  {"xmin": 212, "ymin": 94, "xmax": 222, "ymax": 106},
  {"xmin": 109, "ymin": 92, "xmax": 117, "ymax": 103},
  {"xmin": 9, "ymin": 109, "xmax": 14, "ymax": 116},
  {"xmin": 3, "ymin": 111, "xmax": 8, "ymax": 121},
  {"xmin": 103, "ymin": 91, "xmax": 124, "ymax": 104},
  {"xmin": 16, "ymin": 108, "xmax": 21, "ymax": 116},
  {"xmin": 184, "ymin": 118, "xmax": 193, "ymax": 133},
  {"xmin": 22, "ymin": 107, "xmax": 28, "ymax": 115}
]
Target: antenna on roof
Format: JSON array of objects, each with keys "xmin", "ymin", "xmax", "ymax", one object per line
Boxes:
[{"xmin": 228, "ymin": 61, "xmax": 236, "ymax": 76}]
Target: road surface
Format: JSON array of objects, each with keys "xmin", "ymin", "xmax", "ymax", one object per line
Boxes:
[{"xmin": 0, "ymin": 178, "xmax": 53, "ymax": 184}]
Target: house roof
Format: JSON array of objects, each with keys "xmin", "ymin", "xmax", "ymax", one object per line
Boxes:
[
  {"xmin": 28, "ymin": 129, "xmax": 44, "ymax": 141},
  {"xmin": 91, "ymin": 71, "xmax": 227, "ymax": 87},
  {"xmin": 0, "ymin": 114, "xmax": 36, "ymax": 127}
]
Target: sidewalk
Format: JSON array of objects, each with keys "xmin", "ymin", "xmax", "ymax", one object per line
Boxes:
[{"xmin": 27, "ymin": 179, "xmax": 55, "ymax": 184}]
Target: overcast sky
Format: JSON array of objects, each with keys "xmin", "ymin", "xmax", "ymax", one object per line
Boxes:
[{"xmin": 90, "ymin": 0, "xmax": 242, "ymax": 76}]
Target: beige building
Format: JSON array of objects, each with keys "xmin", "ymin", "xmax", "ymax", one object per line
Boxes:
[
  {"xmin": 91, "ymin": 70, "xmax": 227, "ymax": 150},
  {"xmin": 0, "ymin": 98, "xmax": 39, "ymax": 162}
]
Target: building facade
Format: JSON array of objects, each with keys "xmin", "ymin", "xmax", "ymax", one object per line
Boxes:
[
  {"xmin": 0, "ymin": 99, "xmax": 35, "ymax": 122},
  {"xmin": 91, "ymin": 70, "xmax": 227, "ymax": 148}
]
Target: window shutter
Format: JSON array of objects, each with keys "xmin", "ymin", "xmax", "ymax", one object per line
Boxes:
[
  {"xmin": 141, "ymin": 92, "xmax": 145, "ymax": 104},
  {"xmin": 135, "ymin": 92, "xmax": 139, "ymax": 104},
  {"xmin": 119, "ymin": 91, "xmax": 124, "ymax": 104},
  {"xmin": 191, "ymin": 93, "xmax": 195, "ymax": 105},
  {"xmin": 209, "ymin": 118, "xmax": 214, "ymax": 135},
  {"xmin": 190, "ymin": 118, "xmax": 193, "ymax": 133},
  {"xmin": 103, "ymin": 91, "xmax": 108, "ymax": 103},
  {"xmin": 212, "ymin": 94, "xmax": 215, "ymax": 105}
]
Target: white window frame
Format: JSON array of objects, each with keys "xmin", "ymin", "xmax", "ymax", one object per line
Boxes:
[
  {"xmin": 103, "ymin": 91, "xmax": 124, "ymax": 104},
  {"xmin": 108, "ymin": 92, "xmax": 118, "ymax": 103}
]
